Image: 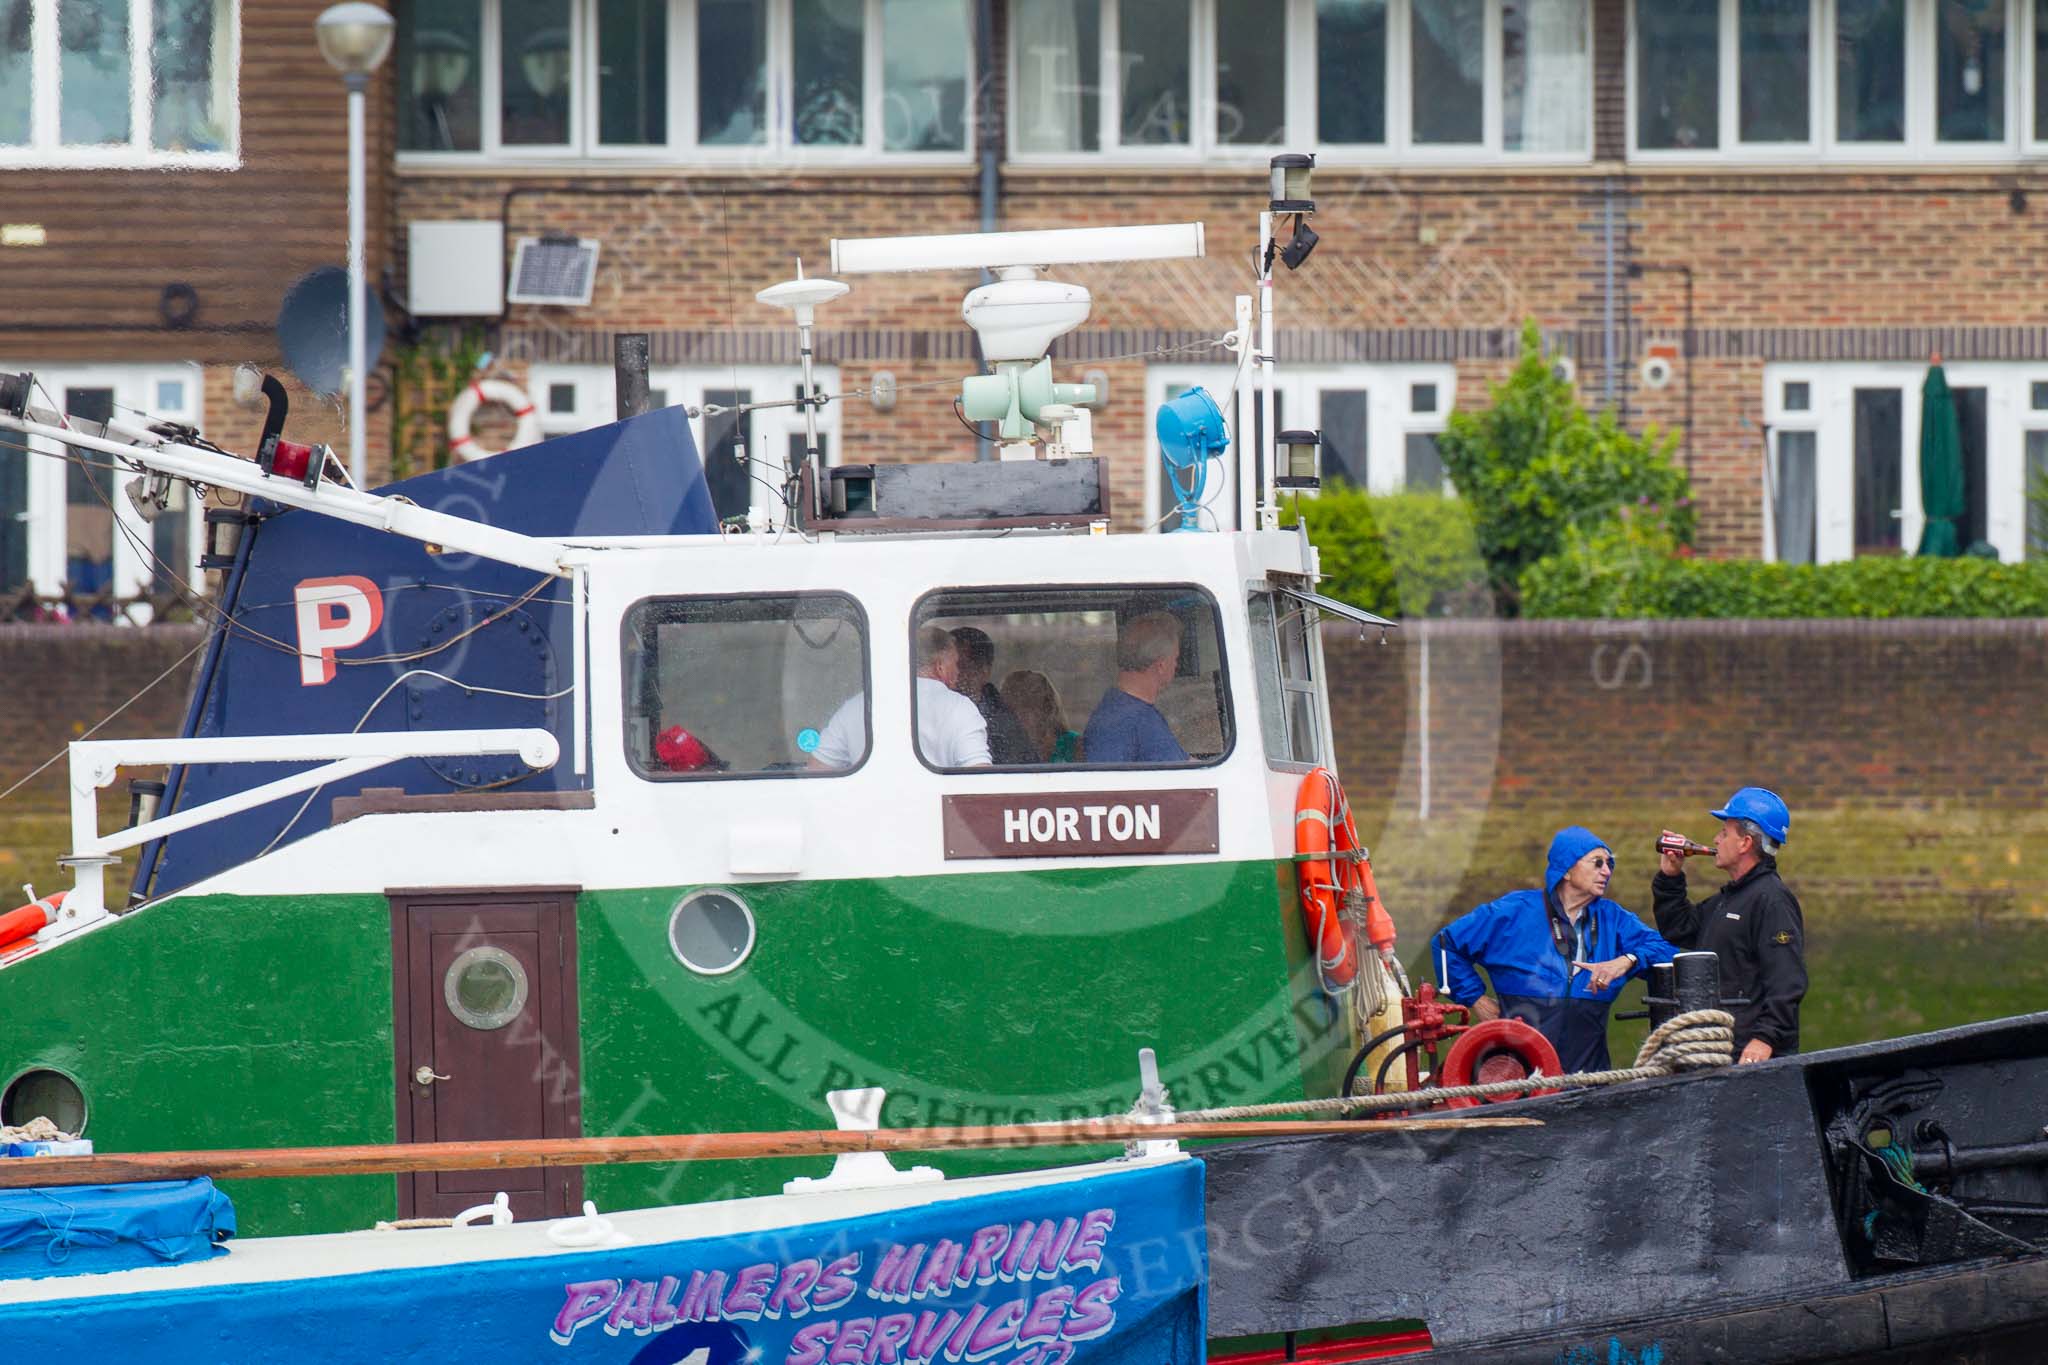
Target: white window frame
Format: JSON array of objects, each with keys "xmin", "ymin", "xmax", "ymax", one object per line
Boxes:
[
  {"xmin": 1761, "ymin": 362, "xmax": 2043, "ymax": 563},
  {"xmin": 0, "ymin": 0, "xmax": 240, "ymax": 169},
  {"xmin": 1630, "ymin": 0, "xmax": 2026, "ymax": 164},
  {"xmin": 0, "ymin": 363, "xmax": 205, "ymax": 615},
  {"xmin": 2027, "ymin": 0, "xmax": 2048, "ymax": 152},
  {"xmin": 1143, "ymin": 362, "xmax": 1457, "ymax": 532},
  {"xmin": 399, "ymin": 0, "xmax": 976, "ymax": 168},
  {"xmin": 1006, "ymin": 0, "xmax": 1594, "ymax": 169},
  {"xmin": 528, "ymin": 362, "xmax": 841, "ymax": 523},
  {"xmin": 2024, "ymin": 376, "xmax": 2048, "ymax": 554}
]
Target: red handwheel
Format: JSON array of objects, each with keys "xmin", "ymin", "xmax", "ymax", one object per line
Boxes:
[{"xmin": 1439, "ymin": 1019, "xmax": 1562, "ymax": 1109}]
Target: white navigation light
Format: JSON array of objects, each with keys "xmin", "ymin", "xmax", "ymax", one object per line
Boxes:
[{"xmin": 831, "ymin": 223, "xmax": 1204, "ymax": 275}]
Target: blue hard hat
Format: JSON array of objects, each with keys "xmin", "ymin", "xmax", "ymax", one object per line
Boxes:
[{"xmin": 1710, "ymin": 786, "xmax": 1790, "ymax": 844}]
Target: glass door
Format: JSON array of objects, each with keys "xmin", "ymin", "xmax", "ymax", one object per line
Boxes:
[{"xmin": 1852, "ymin": 386, "xmax": 1904, "ymax": 555}]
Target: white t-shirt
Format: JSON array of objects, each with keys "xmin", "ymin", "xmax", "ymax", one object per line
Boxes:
[{"xmin": 813, "ymin": 676, "xmax": 991, "ymax": 768}]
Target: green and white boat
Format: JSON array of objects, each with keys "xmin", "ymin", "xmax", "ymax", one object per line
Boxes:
[{"xmin": 0, "ymin": 194, "xmax": 1409, "ymax": 1239}]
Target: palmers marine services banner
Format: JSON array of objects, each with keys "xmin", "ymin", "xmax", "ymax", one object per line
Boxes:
[{"xmin": 0, "ymin": 1161, "xmax": 1205, "ymax": 1365}]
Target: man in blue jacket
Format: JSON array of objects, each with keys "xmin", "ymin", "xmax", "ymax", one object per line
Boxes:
[{"xmin": 1431, "ymin": 826, "xmax": 1680, "ymax": 1073}]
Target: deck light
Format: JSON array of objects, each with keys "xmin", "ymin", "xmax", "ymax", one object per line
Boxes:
[
  {"xmin": 201, "ymin": 508, "xmax": 257, "ymax": 569},
  {"xmin": 1270, "ymin": 153, "xmax": 1315, "ymax": 215},
  {"xmin": 125, "ymin": 778, "xmax": 165, "ymax": 831},
  {"xmin": 1275, "ymin": 430, "xmax": 1322, "ymax": 490}
]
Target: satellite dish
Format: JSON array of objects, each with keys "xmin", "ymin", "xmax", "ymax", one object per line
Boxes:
[{"xmin": 277, "ymin": 266, "xmax": 385, "ymax": 398}]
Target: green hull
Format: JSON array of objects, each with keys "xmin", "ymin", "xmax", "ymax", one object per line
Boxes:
[{"xmin": 3, "ymin": 860, "xmax": 1343, "ymax": 1233}]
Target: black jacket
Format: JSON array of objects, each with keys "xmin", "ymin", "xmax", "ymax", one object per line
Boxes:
[{"xmin": 1651, "ymin": 856, "xmax": 1807, "ymax": 1055}]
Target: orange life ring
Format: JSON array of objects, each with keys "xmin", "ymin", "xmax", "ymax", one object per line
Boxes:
[
  {"xmin": 0, "ymin": 890, "xmax": 63, "ymax": 951},
  {"xmin": 1439, "ymin": 1018, "xmax": 1563, "ymax": 1109},
  {"xmin": 1294, "ymin": 768, "xmax": 1362, "ymax": 990}
]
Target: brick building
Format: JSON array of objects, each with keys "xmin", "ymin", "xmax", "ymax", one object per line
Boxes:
[{"xmin": 7, "ymin": 0, "xmax": 2048, "ymax": 604}]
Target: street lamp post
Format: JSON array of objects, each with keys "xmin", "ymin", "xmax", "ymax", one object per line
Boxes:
[{"xmin": 315, "ymin": 2, "xmax": 395, "ymax": 491}]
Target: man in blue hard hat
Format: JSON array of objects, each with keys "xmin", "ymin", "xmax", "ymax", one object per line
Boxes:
[
  {"xmin": 1431, "ymin": 826, "xmax": 1680, "ymax": 1074},
  {"xmin": 1653, "ymin": 787, "xmax": 1808, "ymax": 1064}
]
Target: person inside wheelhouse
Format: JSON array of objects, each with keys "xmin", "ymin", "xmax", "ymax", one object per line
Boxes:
[{"xmin": 914, "ymin": 589, "xmax": 1230, "ymax": 773}]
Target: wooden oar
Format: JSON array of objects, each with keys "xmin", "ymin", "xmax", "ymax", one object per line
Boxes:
[{"xmin": 0, "ymin": 1115, "xmax": 1538, "ymax": 1188}]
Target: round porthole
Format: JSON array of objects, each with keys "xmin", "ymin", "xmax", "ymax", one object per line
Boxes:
[
  {"xmin": 669, "ymin": 890, "xmax": 756, "ymax": 976},
  {"xmin": 1, "ymin": 1068, "xmax": 88, "ymax": 1135},
  {"xmin": 444, "ymin": 946, "xmax": 530, "ymax": 1031}
]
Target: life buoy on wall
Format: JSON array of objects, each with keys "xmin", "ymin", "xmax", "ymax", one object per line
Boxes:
[
  {"xmin": 1438, "ymin": 1018, "xmax": 1562, "ymax": 1109},
  {"xmin": 1294, "ymin": 767, "xmax": 1363, "ymax": 992},
  {"xmin": 446, "ymin": 379, "xmax": 542, "ymax": 461}
]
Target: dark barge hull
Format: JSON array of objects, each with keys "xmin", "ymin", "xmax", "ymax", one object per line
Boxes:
[{"xmin": 1203, "ymin": 1011, "xmax": 2048, "ymax": 1363}]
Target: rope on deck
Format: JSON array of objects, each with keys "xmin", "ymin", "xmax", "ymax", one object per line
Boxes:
[{"xmin": 1172, "ymin": 1010, "xmax": 1736, "ymax": 1122}]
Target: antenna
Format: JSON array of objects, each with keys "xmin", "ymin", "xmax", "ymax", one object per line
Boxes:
[{"xmin": 755, "ymin": 260, "xmax": 849, "ymax": 493}]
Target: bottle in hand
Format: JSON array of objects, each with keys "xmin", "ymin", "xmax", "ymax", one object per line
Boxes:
[{"xmin": 1657, "ymin": 831, "xmax": 1712, "ymax": 858}]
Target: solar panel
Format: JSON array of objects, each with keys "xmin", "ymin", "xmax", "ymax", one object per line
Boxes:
[{"xmin": 506, "ymin": 236, "xmax": 600, "ymax": 306}]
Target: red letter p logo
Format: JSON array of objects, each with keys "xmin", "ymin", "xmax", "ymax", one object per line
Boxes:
[{"xmin": 294, "ymin": 575, "xmax": 385, "ymax": 686}]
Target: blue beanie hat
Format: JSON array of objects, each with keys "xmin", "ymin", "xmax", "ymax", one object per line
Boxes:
[{"xmin": 1546, "ymin": 825, "xmax": 1612, "ymax": 893}]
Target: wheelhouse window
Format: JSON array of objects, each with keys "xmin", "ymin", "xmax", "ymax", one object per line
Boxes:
[
  {"xmin": 1248, "ymin": 589, "xmax": 1322, "ymax": 768},
  {"xmin": 911, "ymin": 586, "xmax": 1233, "ymax": 771},
  {"xmin": 1010, "ymin": 0, "xmax": 1591, "ymax": 163},
  {"xmin": 622, "ymin": 594, "xmax": 869, "ymax": 779},
  {"xmin": 1633, "ymin": 0, "xmax": 2023, "ymax": 159},
  {"xmin": 0, "ymin": 0, "xmax": 236, "ymax": 166},
  {"xmin": 398, "ymin": 0, "xmax": 974, "ymax": 160}
]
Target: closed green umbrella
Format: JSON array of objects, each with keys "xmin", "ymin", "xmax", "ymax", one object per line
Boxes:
[{"xmin": 1916, "ymin": 362, "xmax": 1965, "ymax": 557}]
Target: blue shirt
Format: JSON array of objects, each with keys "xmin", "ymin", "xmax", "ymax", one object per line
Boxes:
[
  {"xmin": 1081, "ymin": 688, "xmax": 1188, "ymax": 764},
  {"xmin": 1431, "ymin": 890, "xmax": 1680, "ymax": 1073}
]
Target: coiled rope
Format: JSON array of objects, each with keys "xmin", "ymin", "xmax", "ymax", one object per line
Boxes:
[{"xmin": 1168, "ymin": 1009, "xmax": 1736, "ymax": 1123}]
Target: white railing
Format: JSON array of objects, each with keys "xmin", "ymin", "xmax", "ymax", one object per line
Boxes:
[{"xmin": 59, "ymin": 728, "xmax": 561, "ymax": 931}]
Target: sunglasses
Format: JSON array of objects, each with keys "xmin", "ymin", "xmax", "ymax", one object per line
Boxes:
[{"xmin": 1585, "ymin": 856, "xmax": 1616, "ymax": 871}]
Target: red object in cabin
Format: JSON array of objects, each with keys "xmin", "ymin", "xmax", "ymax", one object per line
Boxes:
[{"xmin": 655, "ymin": 726, "xmax": 713, "ymax": 772}]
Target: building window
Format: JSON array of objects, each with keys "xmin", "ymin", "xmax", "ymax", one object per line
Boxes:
[
  {"xmin": 399, "ymin": 0, "xmax": 974, "ymax": 161},
  {"xmin": 910, "ymin": 586, "xmax": 1234, "ymax": 770},
  {"xmin": 0, "ymin": 0, "xmax": 237, "ymax": 166},
  {"xmin": 1010, "ymin": 0, "xmax": 1591, "ymax": 164},
  {"xmin": 527, "ymin": 363, "xmax": 839, "ymax": 527},
  {"xmin": 1763, "ymin": 364, "xmax": 2046, "ymax": 563},
  {"xmin": 622, "ymin": 593, "xmax": 870, "ymax": 779},
  {"xmin": 1634, "ymin": 0, "xmax": 2026, "ymax": 159},
  {"xmin": 0, "ymin": 364, "xmax": 203, "ymax": 617},
  {"xmin": 1144, "ymin": 363, "xmax": 1457, "ymax": 530}
]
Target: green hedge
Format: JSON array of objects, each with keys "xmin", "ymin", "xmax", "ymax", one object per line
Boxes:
[
  {"xmin": 1521, "ymin": 551, "xmax": 2048, "ymax": 619},
  {"xmin": 1281, "ymin": 485, "xmax": 1489, "ymax": 618}
]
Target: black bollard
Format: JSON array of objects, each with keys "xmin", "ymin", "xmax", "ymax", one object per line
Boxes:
[
  {"xmin": 614, "ymin": 333, "xmax": 651, "ymax": 420},
  {"xmin": 1645, "ymin": 961, "xmax": 1678, "ymax": 1029},
  {"xmin": 1672, "ymin": 951, "xmax": 1722, "ymax": 1016}
]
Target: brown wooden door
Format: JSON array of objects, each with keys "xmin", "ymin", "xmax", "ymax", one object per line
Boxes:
[{"xmin": 391, "ymin": 890, "xmax": 581, "ymax": 1221}]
